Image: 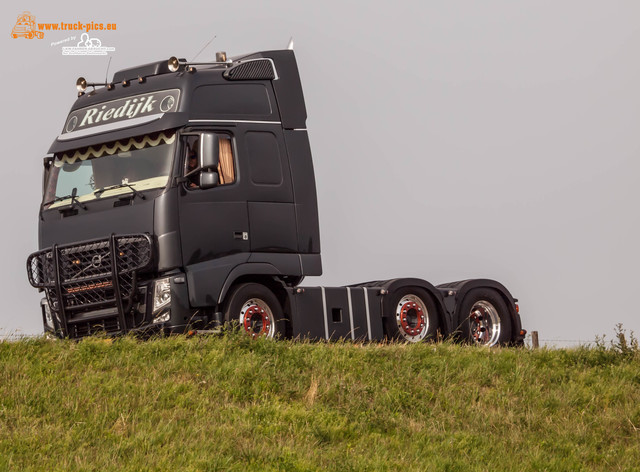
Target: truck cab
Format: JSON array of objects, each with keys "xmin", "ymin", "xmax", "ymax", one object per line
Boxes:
[{"xmin": 29, "ymin": 50, "xmax": 321, "ymax": 338}]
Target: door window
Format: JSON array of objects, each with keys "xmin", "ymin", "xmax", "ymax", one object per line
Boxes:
[{"xmin": 183, "ymin": 134, "xmax": 235, "ymax": 189}]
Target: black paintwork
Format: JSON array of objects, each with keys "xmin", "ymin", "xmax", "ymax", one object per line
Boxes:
[
  {"xmin": 288, "ymin": 286, "xmax": 385, "ymax": 341},
  {"xmin": 29, "ymin": 48, "xmax": 523, "ymax": 342}
]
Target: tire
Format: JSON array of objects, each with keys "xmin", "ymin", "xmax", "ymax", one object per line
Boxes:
[
  {"xmin": 457, "ymin": 288, "xmax": 512, "ymax": 346},
  {"xmin": 384, "ymin": 287, "xmax": 439, "ymax": 342},
  {"xmin": 223, "ymin": 283, "xmax": 286, "ymax": 339}
]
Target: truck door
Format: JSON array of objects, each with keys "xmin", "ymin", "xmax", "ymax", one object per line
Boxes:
[{"xmin": 177, "ymin": 132, "xmax": 250, "ymax": 266}]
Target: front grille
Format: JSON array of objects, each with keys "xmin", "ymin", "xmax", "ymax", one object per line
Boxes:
[
  {"xmin": 59, "ymin": 240, "xmax": 111, "ymax": 282},
  {"xmin": 27, "ymin": 234, "xmax": 152, "ymax": 337},
  {"xmin": 70, "ymin": 317, "xmax": 122, "ymax": 338}
]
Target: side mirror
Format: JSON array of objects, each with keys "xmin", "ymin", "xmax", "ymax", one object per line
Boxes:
[
  {"xmin": 199, "ymin": 169, "xmax": 219, "ymax": 190},
  {"xmin": 199, "ymin": 132, "xmax": 220, "ymax": 171}
]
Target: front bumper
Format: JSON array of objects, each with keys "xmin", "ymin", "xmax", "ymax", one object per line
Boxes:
[{"xmin": 28, "ymin": 234, "xmax": 155, "ymax": 338}]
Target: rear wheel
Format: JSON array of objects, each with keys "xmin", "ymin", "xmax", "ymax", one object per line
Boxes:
[
  {"xmin": 458, "ymin": 288, "xmax": 512, "ymax": 346},
  {"xmin": 384, "ymin": 288, "xmax": 439, "ymax": 342},
  {"xmin": 223, "ymin": 283, "xmax": 286, "ymax": 339}
]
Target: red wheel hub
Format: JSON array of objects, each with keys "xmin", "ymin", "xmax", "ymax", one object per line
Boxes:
[
  {"xmin": 398, "ymin": 301, "xmax": 425, "ymax": 336},
  {"xmin": 242, "ymin": 304, "xmax": 271, "ymax": 338}
]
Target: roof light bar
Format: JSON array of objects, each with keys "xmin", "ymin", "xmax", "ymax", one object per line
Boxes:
[
  {"xmin": 166, "ymin": 52, "xmax": 232, "ymax": 73},
  {"xmin": 75, "ymin": 76, "xmax": 109, "ymax": 93}
]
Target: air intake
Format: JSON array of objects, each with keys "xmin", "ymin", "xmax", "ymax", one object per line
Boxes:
[{"xmin": 223, "ymin": 59, "xmax": 277, "ymax": 81}]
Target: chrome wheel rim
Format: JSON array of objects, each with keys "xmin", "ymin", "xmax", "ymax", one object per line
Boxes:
[
  {"xmin": 395, "ymin": 294, "xmax": 429, "ymax": 342},
  {"xmin": 239, "ymin": 298, "xmax": 275, "ymax": 339},
  {"xmin": 469, "ymin": 300, "xmax": 501, "ymax": 346}
]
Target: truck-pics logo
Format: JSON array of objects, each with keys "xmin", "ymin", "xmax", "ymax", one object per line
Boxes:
[
  {"xmin": 62, "ymin": 33, "xmax": 115, "ymax": 55},
  {"xmin": 11, "ymin": 11, "xmax": 116, "ymax": 40},
  {"xmin": 63, "ymin": 89, "xmax": 181, "ymax": 134},
  {"xmin": 11, "ymin": 11, "xmax": 43, "ymax": 39}
]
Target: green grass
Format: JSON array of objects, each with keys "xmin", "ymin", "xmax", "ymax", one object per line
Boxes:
[{"xmin": 1, "ymin": 332, "xmax": 639, "ymax": 471}]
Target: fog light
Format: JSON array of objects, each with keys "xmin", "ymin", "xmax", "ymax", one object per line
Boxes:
[
  {"xmin": 153, "ymin": 311, "xmax": 170, "ymax": 324},
  {"xmin": 153, "ymin": 277, "xmax": 171, "ymax": 313}
]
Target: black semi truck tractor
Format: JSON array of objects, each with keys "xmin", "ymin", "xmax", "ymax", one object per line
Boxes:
[{"xmin": 26, "ymin": 48, "xmax": 526, "ymax": 345}]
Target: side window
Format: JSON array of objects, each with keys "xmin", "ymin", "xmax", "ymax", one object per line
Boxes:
[
  {"xmin": 183, "ymin": 136, "xmax": 200, "ymax": 189},
  {"xmin": 183, "ymin": 133, "xmax": 236, "ymax": 189}
]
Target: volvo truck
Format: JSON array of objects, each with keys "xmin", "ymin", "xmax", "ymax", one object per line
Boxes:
[{"xmin": 26, "ymin": 48, "xmax": 526, "ymax": 345}]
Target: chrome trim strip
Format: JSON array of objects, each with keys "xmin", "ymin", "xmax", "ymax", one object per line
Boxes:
[
  {"xmin": 363, "ymin": 287, "xmax": 372, "ymax": 341},
  {"xmin": 188, "ymin": 119, "xmax": 281, "ymax": 125},
  {"xmin": 321, "ymin": 287, "xmax": 329, "ymax": 340},
  {"xmin": 347, "ymin": 287, "xmax": 355, "ymax": 341},
  {"xmin": 57, "ymin": 113, "xmax": 165, "ymax": 141}
]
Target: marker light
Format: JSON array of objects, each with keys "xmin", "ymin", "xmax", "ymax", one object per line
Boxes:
[
  {"xmin": 168, "ymin": 56, "xmax": 180, "ymax": 72},
  {"xmin": 138, "ymin": 76, "xmax": 146, "ymax": 84},
  {"xmin": 215, "ymin": 51, "xmax": 227, "ymax": 62},
  {"xmin": 107, "ymin": 83, "xmax": 115, "ymax": 90},
  {"xmin": 122, "ymin": 79, "xmax": 130, "ymax": 87},
  {"xmin": 76, "ymin": 77, "xmax": 87, "ymax": 92}
]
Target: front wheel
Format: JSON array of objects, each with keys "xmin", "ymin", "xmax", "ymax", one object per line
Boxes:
[
  {"xmin": 384, "ymin": 288, "xmax": 439, "ymax": 342},
  {"xmin": 223, "ymin": 283, "xmax": 286, "ymax": 339},
  {"xmin": 457, "ymin": 288, "xmax": 512, "ymax": 346}
]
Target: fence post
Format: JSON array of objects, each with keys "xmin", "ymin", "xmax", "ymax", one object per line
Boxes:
[{"xmin": 531, "ymin": 331, "xmax": 539, "ymax": 349}]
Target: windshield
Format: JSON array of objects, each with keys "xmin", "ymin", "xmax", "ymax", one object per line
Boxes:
[{"xmin": 44, "ymin": 130, "xmax": 176, "ymax": 208}]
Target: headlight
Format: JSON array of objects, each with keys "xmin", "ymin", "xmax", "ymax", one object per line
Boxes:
[{"xmin": 152, "ymin": 277, "xmax": 171, "ymax": 313}]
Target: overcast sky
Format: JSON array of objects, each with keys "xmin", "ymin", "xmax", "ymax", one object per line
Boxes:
[{"xmin": 1, "ymin": 0, "xmax": 638, "ymax": 345}]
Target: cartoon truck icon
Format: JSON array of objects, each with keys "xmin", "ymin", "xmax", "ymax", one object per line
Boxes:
[{"xmin": 11, "ymin": 12, "xmax": 44, "ymax": 39}]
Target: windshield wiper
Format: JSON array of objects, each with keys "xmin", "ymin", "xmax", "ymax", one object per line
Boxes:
[
  {"xmin": 42, "ymin": 187, "xmax": 87, "ymax": 211},
  {"xmin": 93, "ymin": 182, "xmax": 146, "ymax": 200}
]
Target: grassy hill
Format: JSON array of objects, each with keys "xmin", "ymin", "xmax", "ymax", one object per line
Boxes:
[{"xmin": 1, "ymin": 332, "xmax": 639, "ymax": 471}]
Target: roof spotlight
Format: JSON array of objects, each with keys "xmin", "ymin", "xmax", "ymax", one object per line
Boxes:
[
  {"xmin": 168, "ymin": 56, "xmax": 180, "ymax": 72},
  {"xmin": 76, "ymin": 77, "xmax": 87, "ymax": 92}
]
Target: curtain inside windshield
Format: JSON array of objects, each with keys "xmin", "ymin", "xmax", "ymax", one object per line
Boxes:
[{"xmin": 45, "ymin": 130, "xmax": 176, "ymax": 207}]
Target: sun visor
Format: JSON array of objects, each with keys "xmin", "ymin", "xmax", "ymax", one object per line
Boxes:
[
  {"xmin": 48, "ymin": 87, "xmax": 187, "ymax": 154},
  {"xmin": 48, "ymin": 111, "xmax": 188, "ymax": 154}
]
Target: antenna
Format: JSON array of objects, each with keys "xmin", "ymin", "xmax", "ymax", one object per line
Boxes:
[
  {"xmin": 191, "ymin": 34, "xmax": 217, "ymax": 62},
  {"xmin": 104, "ymin": 56, "xmax": 112, "ymax": 84},
  {"xmin": 287, "ymin": 37, "xmax": 294, "ymax": 50}
]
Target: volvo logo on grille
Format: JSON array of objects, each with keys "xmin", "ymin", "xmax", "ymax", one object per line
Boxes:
[{"xmin": 91, "ymin": 255, "xmax": 103, "ymax": 268}]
